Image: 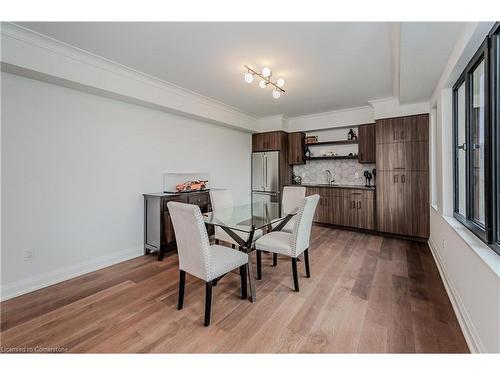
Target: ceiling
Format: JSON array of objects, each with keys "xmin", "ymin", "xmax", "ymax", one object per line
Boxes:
[
  {"xmin": 399, "ymin": 22, "xmax": 465, "ymax": 104},
  {"xmin": 16, "ymin": 22, "xmax": 464, "ymax": 117}
]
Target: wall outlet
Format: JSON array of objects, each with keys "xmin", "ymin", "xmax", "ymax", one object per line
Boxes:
[
  {"xmin": 24, "ymin": 249, "xmax": 35, "ymax": 261},
  {"xmin": 442, "ymin": 240, "xmax": 446, "ymax": 249}
]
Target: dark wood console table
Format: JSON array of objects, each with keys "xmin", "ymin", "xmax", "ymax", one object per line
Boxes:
[{"xmin": 143, "ymin": 191, "xmax": 213, "ymax": 260}]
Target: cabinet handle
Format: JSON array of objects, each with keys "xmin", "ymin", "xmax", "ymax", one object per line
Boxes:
[
  {"xmin": 401, "ymin": 174, "xmax": 405, "ymax": 183},
  {"xmin": 351, "ymin": 200, "xmax": 356, "ymax": 209},
  {"xmin": 357, "ymin": 201, "xmax": 361, "ymax": 209},
  {"xmin": 393, "ymin": 131, "xmax": 398, "ymax": 141},
  {"xmin": 394, "ymin": 175, "xmax": 398, "ymax": 183}
]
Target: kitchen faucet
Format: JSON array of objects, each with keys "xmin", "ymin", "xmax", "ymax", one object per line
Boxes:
[{"xmin": 325, "ymin": 170, "xmax": 335, "ymax": 185}]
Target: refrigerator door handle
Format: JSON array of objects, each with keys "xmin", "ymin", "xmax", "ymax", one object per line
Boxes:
[
  {"xmin": 261, "ymin": 155, "xmax": 265, "ymax": 190},
  {"xmin": 264, "ymin": 155, "xmax": 268, "ymax": 190}
]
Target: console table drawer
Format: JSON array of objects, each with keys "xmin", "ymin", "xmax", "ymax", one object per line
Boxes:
[{"xmin": 187, "ymin": 192, "xmax": 210, "ymax": 206}]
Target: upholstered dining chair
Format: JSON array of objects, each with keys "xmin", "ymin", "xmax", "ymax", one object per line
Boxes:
[
  {"xmin": 167, "ymin": 201, "xmax": 249, "ymax": 326},
  {"xmin": 269, "ymin": 186, "xmax": 306, "ymax": 267},
  {"xmin": 209, "ymin": 189, "xmax": 263, "ymax": 248},
  {"xmin": 278, "ymin": 186, "xmax": 306, "ymax": 233},
  {"xmin": 255, "ymin": 194, "xmax": 320, "ymax": 291}
]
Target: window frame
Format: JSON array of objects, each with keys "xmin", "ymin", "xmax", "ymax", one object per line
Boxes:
[
  {"xmin": 453, "ymin": 74, "xmax": 467, "ymax": 222},
  {"xmin": 492, "ymin": 25, "xmax": 500, "ymax": 251},
  {"xmin": 453, "ymin": 23, "xmax": 500, "ymax": 256}
]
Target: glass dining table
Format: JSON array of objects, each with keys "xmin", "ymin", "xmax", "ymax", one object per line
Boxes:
[{"xmin": 203, "ymin": 201, "xmax": 296, "ymax": 303}]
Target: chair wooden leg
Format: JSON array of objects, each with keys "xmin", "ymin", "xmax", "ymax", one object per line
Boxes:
[
  {"xmin": 215, "ymin": 239, "xmax": 220, "ymax": 245},
  {"xmin": 272, "ymin": 253, "xmax": 278, "ymax": 267},
  {"xmin": 204, "ymin": 281, "xmax": 213, "ymax": 326},
  {"xmin": 291, "ymin": 258, "xmax": 299, "ymax": 292},
  {"xmin": 304, "ymin": 248, "xmax": 311, "ymax": 278},
  {"xmin": 158, "ymin": 249, "xmax": 164, "ymax": 261},
  {"xmin": 232, "ymin": 244, "xmax": 235, "ymax": 249},
  {"xmin": 178, "ymin": 270, "xmax": 186, "ymax": 310},
  {"xmin": 239, "ymin": 265, "xmax": 247, "ymax": 299},
  {"xmin": 256, "ymin": 250, "xmax": 262, "ymax": 280}
]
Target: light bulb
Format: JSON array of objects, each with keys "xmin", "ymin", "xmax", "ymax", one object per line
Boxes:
[
  {"xmin": 276, "ymin": 78, "xmax": 285, "ymax": 87},
  {"xmin": 272, "ymin": 89, "xmax": 281, "ymax": 99},
  {"xmin": 259, "ymin": 80, "xmax": 267, "ymax": 89},
  {"xmin": 262, "ymin": 67, "xmax": 271, "ymax": 78},
  {"xmin": 244, "ymin": 72, "xmax": 254, "ymax": 83}
]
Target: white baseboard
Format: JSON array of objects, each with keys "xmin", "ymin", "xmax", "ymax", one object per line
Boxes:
[
  {"xmin": 0, "ymin": 247, "xmax": 144, "ymax": 302},
  {"xmin": 427, "ymin": 238, "xmax": 484, "ymax": 353}
]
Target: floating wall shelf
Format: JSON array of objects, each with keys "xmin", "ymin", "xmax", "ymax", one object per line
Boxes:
[
  {"xmin": 304, "ymin": 155, "xmax": 358, "ymax": 161},
  {"xmin": 305, "ymin": 140, "xmax": 358, "ymax": 146}
]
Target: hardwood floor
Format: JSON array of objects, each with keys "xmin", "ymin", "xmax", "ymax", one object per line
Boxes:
[{"xmin": 0, "ymin": 226, "xmax": 469, "ymax": 353}]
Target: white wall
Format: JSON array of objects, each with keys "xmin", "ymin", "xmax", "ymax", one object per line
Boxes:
[
  {"xmin": 1, "ymin": 72, "xmax": 252, "ymax": 300},
  {"xmin": 428, "ymin": 22, "xmax": 500, "ymax": 353}
]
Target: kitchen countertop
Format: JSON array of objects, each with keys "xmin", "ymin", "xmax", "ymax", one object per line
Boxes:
[{"xmin": 286, "ymin": 183, "xmax": 375, "ymax": 190}]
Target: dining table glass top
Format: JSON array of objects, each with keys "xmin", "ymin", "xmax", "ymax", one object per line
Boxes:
[{"xmin": 203, "ymin": 201, "xmax": 292, "ymax": 233}]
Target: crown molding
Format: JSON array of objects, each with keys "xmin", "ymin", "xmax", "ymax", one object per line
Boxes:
[
  {"xmin": 1, "ymin": 22, "xmax": 259, "ymax": 132},
  {"xmin": 1, "ymin": 22, "xmax": 432, "ymax": 134},
  {"xmin": 368, "ymin": 97, "xmax": 429, "ymax": 119},
  {"xmin": 287, "ymin": 105, "xmax": 374, "ymax": 132},
  {"xmin": 288, "ymin": 104, "xmax": 373, "ymax": 122}
]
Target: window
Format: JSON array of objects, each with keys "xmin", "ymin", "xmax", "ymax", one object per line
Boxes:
[
  {"xmin": 431, "ymin": 105, "xmax": 438, "ymax": 207},
  {"xmin": 453, "ymin": 23, "xmax": 500, "ymax": 255}
]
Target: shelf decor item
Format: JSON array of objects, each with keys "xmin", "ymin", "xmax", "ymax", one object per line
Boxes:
[
  {"xmin": 304, "ymin": 146, "xmax": 311, "ymax": 158},
  {"xmin": 347, "ymin": 128, "xmax": 355, "ymax": 140},
  {"xmin": 163, "ymin": 172, "xmax": 210, "ymax": 193},
  {"xmin": 292, "ymin": 172, "xmax": 302, "ymax": 185},
  {"xmin": 175, "ymin": 180, "xmax": 208, "ymax": 193},
  {"xmin": 305, "ymin": 136, "xmax": 318, "ymax": 144}
]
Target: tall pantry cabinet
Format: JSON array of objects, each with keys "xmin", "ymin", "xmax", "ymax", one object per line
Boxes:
[{"xmin": 375, "ymin": 114, "xmax": 430, "ymax": 239}]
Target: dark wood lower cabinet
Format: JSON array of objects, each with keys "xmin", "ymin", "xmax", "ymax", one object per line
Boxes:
[
  {"xmin": 376, "ymin": 171, "xmax": 429, "ymax": 238},
  {"xmin": 143, "ymin": 191, "xmax": 213, "ymax": 260},
  {"xmin": 306, "ymin": 187, "xmax": 375, "ymax": 231},
  {"xmin": 406, "ymin": 171, "xmax": 430, "ymax": 238}
]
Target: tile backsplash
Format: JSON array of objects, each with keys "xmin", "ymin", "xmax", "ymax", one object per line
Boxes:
[{"xmin": 293, "ymin": 160, "xmax": 376, "ymax": 186}]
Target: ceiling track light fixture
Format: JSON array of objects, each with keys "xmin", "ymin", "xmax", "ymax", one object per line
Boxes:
[{"xmin": 243, "ymin": 65, "xmax": 285, "ymax": 99}]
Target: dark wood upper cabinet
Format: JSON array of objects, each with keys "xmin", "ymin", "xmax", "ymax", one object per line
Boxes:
[
  {"xmin": 287, "ymin": 132, "xmax": 305, "ymax": 165},
  {"xmin": 376, "ymin": 114, "xmax": 429, "ymax": 144},
  {"xmin": 358, "ymin": 123, "xmax": 375, "ymax": 164},
  {"xmin": 252, "ymin": 131, "xmax": 285, "ymax": 152},
  {"xmin": 376, "ymin": 141, "xmax": 429, "ymax": 171}
]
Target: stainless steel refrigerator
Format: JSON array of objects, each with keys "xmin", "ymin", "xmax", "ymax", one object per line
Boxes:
[{"xmin": 252, "ymin": 151, "xmax": 280, "ymax": 204}]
